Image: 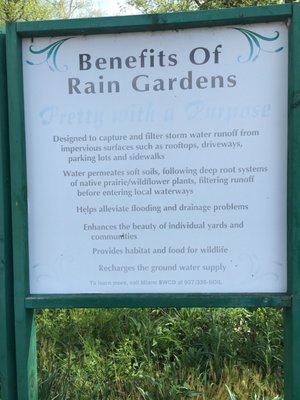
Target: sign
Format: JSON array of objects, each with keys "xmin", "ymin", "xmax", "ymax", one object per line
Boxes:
[
  {"xmin": 22, "ymin": 22, "xmax": 288, "ymax": 294},
  {"xmin": 6, "ymin": 5, "xmax": 300, "ymax": 399}
]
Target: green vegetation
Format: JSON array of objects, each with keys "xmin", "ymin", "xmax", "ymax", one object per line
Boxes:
[
  {"xmin": 0, "ymin": 0, "xmax": 101, "ymax": 24},
  {"xmin": 124, "ymin": 0, "xmax": 299, "ymax": 14},
  {"xmin": 36, "ymin": 308, "xmax": 284, "ymax": 399}
]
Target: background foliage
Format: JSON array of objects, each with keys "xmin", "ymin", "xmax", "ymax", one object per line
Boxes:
[
  {"xmin": 0, "ymin": 0, "xmax": 101, "ymax": 23},
  {"xmin": 1, "ymin": 0, "xmax": 299, "ymax": 24},
  {"xmin": 124, "ymin": 0, "xmax": 299, "ymax": 14}
]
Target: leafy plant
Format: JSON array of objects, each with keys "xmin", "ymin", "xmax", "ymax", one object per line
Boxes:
[{"xmin": 36, "ymin": 308, "xmax": 284, "ymax": 399}]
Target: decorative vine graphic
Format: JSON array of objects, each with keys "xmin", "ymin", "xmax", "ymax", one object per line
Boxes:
[
  {"xmin": 26, "ymin": 37, "xmax": 73, "ymax": 72},
  {"xmin": 232, "ymin": 27, "xmax": 284, "ymax": 62}
]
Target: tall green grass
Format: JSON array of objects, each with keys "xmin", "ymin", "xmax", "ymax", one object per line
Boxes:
[{"xmin": 36, "ymin": 308, "xmax": 284, "ymax": 399}]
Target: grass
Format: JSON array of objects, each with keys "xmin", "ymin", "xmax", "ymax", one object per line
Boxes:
[{"xmin": 36, "ymin": 308, "xmax": 284, "ymax": 399}]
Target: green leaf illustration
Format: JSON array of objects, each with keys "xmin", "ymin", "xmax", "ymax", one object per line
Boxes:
[
  {"xmin": 232, "ymin": 27, "xmax": 284, "ymax": 62},
  {"xmin": 26, "ymin": 37, "xmax": 73, "ymax": 72}
]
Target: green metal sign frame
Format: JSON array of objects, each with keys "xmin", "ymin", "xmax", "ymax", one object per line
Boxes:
[
  {"xmin": 0, "ymin": 31, "xmax": 17, "ymax": 400},
  {"xmin": 5, "ymin": 3, "xmax": 300, "ymax": 398}
]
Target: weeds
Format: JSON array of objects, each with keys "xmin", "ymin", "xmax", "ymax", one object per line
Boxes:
[{"xmin": 36, "ymin": 308, "xmax": 283, "ymax": 399}]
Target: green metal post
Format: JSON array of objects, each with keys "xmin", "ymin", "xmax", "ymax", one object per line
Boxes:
[
  {"xmin": 0, "ymin": 32, "xmax": 17, "ymax": 400},
  {"xmin": 284, "ymin": 3, "xmax": 300, "ymax": 400},
  {"xmin": 6, "ymin": 24, "xmax": 38, "ymax": 400}
]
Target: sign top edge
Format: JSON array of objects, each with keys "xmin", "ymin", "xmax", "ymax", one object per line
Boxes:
[{"xmin": 9, "ymin": 3, "xmax": 293, "ymax": 38}]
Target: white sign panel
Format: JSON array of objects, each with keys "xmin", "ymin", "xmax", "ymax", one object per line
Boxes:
[{"xmin": 22, "ymin": 22, "xmax": 288, "ymax": 294}]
